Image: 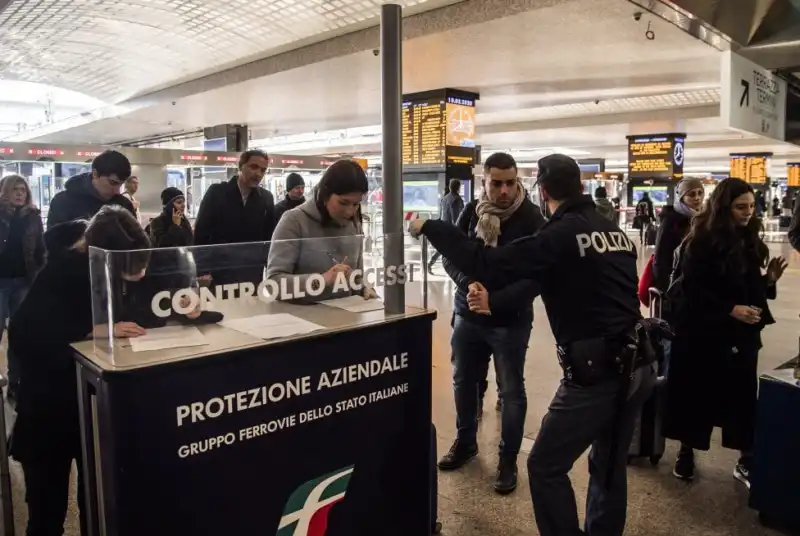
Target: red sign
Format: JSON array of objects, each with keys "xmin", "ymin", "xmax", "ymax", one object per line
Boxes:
[
  {"xmin": 180, "ymin": 154, "xmax": 207, "ymax": 162},
  {"xmin": 320, "ymin": 160, "xmax": 338, "ymax": 166},
  {"xmin": 281, "ymin": 159, "xmax": 305, "ymax": 165},
  {"xmin": 215, "ymin": 156, "xmax": 239, "ymax": 163},
  {"xmin": 28, "ymin": 148, "xmax": 64, "ymax": 156},
  {"xmin": 76, "ymin": 151, "xmax": 102, "ymax": 157},
  {"xmin": 0, "ymin": 148, "xmax": 13, "ymax": 155}
]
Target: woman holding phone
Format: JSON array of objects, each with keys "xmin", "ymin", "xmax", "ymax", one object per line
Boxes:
[
  {"xmin": 664, "ymin": 178, "xmax": 788, "ymax": 487},
  {"xmin": 266, "ymin": 159, "xmax": 375, "ymax": 302}
]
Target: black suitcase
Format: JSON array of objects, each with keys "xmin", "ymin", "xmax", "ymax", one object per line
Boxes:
[
  {"xmin": 779, "ymin": 215, "xmax": 792, "ymax": 228},
  {"xmin": 628, "ymin": 289, "xmax": 667, "ymax": 465},
  {"xmin": 644, "ymin": 223, "xmax": 657, "ymax": 246}
]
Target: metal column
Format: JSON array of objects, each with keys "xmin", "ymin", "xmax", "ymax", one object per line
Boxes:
[{"xmin": 381, "ymin": 3, "xmax": 405, "ymax": 314}]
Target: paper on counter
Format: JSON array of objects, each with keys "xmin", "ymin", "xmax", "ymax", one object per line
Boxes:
[
  {"xmin": 130, "ymin": 325, "xmax": 209, "ymax": 353},
  {"xmin": 218, "ymin": 313, "xmax": 325, "ymax": 340},
  {"xmin": 320, "ymin": 295, "xmax": 385, "ymax": 313}
]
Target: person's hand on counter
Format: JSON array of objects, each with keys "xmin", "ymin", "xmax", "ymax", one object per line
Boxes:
[
  {"xmin": 363, "ymin": 286, "xmax": 379, "ymax": 300},
  {"xmin": 467, "ymin": 282, "xmax": 491, "ymax": 315}
]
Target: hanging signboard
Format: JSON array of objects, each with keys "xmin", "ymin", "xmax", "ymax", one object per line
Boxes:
[{"xmin": 721, "ymin": 51, "xmax": 787, "ymax": 142}]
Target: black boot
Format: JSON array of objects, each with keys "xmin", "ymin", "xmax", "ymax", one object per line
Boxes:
[
  {"xmin": 437, "ymin": 439, "xmax": 478, "ymax": 471},
  {"xmin": 734, "ymin": 455, "xmax": 753, "ymax": 490},
  {"xmin": 493, "ymin": 457, "xmax": 518, "ymax": 494}
]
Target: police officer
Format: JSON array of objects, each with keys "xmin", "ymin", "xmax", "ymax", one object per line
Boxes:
[{"xmin": 409, "ymin": 154, "xmax": 657, "ymax": 536}]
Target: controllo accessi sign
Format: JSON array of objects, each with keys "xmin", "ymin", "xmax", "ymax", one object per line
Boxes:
[{"xmin": 627, "ymin": 133, "xmax": 686, "ymax": 180}]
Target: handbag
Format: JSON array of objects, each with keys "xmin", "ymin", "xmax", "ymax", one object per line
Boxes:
[{"xmin": 638, "ymin": 254, "xmax": 655, "ymax": 306}]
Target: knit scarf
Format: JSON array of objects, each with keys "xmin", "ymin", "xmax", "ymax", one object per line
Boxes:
[
  {"xmin": 475, "ymin": 182, "xmax": 525, "ymax": 247},
  {"xmin": 674, "ymin": 198, "xmax": 699, "ymax": 218}
]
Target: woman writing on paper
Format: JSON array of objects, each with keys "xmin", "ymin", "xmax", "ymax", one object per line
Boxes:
[
  {"xmin": 266, "ymin": 159, "xmax": 376, "ymax": 303},
  {"xmin": 9, "ymin": 206, "xmax": 151, "ymax": 536}
]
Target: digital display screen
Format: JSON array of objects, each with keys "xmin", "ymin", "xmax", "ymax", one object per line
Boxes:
[
  {"xmin": 403, "ymin": 180, "xmax": 441, "ymax": 212},
  {"xmin": 632, "ymin": 186, "xmax": 669, "ymax": 207},
  {"xmin": 729, "ymin": 155, "xmax": 768, "ymax": 184},
  {"xmin": 445, "ymin": 101, "xmax": 476, "ymax": 165},
  {"xmin": 788, "ymin": 163, "xmax": 800, "ymax": 187},
  {"xmin": 402, "ymin": 100, "xmax": 446, "ymax": 166},
  {"xmin": 0, "ymin": 148, "xmax": 14, "ymax": 155},
  {"xmin": 28, "ymin": 148, "xmax": 64, "ymax": 156},
  {"xmin": 180, "ymin": 154, "xmax": 207, "ymax": 162},
  {"xmin": 627, "ymin": 135, "xmax": 684, "ymax": 179}
]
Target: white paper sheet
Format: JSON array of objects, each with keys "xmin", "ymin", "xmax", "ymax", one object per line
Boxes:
[
  {"xmin": 218, "ymin": 313, "xmax": 325, "ymax": 340},
  {"xmin": 129, "ymin": 325, "xmax": 209, "ymax": 353},
  {"xmin": 320, "ymin": 295, "xmax": 385, "ymax": 313}
]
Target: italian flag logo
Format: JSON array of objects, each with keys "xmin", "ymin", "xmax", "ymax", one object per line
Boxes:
[{"xmin": 276, "ymin": 465, "xmax": 354, "ymax": 536}]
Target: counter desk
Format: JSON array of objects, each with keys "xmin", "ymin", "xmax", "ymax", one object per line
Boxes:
[
  {"xmin": 71, "ymin": 300, "xmax": 436, "ymax": 536},
  {"xmin": 750, "ymin": 368, "xmax": 800, "ymax": 531}
]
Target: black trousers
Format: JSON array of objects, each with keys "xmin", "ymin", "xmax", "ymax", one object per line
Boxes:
[{"xmin": 21, "ymin": 456, "xmax": 86, "ymax": 536}]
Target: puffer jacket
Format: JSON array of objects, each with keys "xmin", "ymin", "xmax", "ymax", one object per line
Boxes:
[{"xmin": 0, "ymin": 201, "xmax": 45, "ymax": 279}]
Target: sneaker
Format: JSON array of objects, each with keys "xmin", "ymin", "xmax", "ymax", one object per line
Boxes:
[
  {"xmin": 672, "ymin": 447, "xmax": 695, "ymax": 481},
  {"xmin": 493, "ymin": 457, "xmax": 518, "ymax": 494},
  {"xmin": 437, "ymin": 439, "xmax": 478, "ymax": 471},
  {"xmin": 495, "ymin": 399, "xmax": 502, "ymax": 412},
  {"xmin": 733, "ymin": 458, "xmax": 752, "ymax": 490}
]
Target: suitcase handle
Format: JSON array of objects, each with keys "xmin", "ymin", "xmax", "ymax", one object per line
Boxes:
[{"xmin": 648, "ymin": 288, "xmax": 663, "ymax": 319}]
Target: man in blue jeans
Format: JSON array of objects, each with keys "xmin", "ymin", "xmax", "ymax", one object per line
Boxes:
[{"xmin": 437, "ymin": 153, "xmax": 545, "ymax": 494}]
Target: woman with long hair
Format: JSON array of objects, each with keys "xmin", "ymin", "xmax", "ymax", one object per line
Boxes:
[
  {"xmin": 664, "ymin": 178, "xmax": 788, "ymax": 487},
  {"xmin": 0, "ymin": 175, "xmax": 45, "ymax": 398},
  {"xmin": 9, "ymin": 205, "xmax": 150, "ymax": 535}
]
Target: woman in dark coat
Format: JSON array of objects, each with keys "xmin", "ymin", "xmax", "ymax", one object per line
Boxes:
[
  {"xmin": 664, "ymin": 178, "xmax": 788, "ymax": 487},
  {"xmin": 651, "ymin": 178, "xmax": 704, "ymax": 293},
  {"xmin": 9, "ymin": 206, "xmax": 150, "ymax": 536}
]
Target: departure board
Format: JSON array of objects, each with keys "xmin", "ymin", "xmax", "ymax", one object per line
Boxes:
[
  {"xmin": 627, "ymin": 134, "xmax": 685, "ymax": 179},
  {"xmin": 788, "ymin": 163, "xmax": 800, "ymax": 187},
  {"xmin": 401, "ymin": 99, "xmax": 445, "ymax": 166},
  {"xmin": 729, "ymin": 154, "xmax": 769, "ymax": 184}
]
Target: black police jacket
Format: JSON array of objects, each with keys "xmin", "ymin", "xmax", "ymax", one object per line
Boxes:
[
  {"xmin": 444, "ymin": 197, "xmax": 545, "ymax": 326},
  {"xmin": 421, "ymin": 195, "xmax": 641, "ymax": 346}
]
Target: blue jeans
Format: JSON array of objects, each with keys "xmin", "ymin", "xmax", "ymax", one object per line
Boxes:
[
  {"xmin": 0, "ymin": 277, "xmax": 29, "ymax": 385},
  {"xmin": 451, "ymin": 314, "xmax": 530, "ymax": 459}
]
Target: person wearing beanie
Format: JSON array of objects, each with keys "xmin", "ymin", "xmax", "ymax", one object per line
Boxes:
[
  {"xmin": 410, "ymin": 153, "xmax": 655, "ymax": 536},
  {"xmin": 149, "ymin": 187, "xmax": 193, "ymax": 248},
  {"xmin": 593, "ymin": 185, "xmax": 615, "ymax": 221},
  {"xmin": 651, "ymin": 177, "xmax": 704, "ymax": 293},
  {"xmin": 274, "ymin": 172, "xmax": 306, "ymax": 224}
]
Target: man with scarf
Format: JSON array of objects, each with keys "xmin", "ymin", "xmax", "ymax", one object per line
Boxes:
[
  {"xmin": 437, "ymin": 152, "xmax": 545, "ymax": 495},
  {"xmin": 411, "ymin": 154, "xmax": 655, "ymax": 536}
]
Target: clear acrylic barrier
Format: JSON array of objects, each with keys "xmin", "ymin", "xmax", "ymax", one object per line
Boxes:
[{"xmin": 87, "ymin": 232, "xmax": 429, "ymax": 368}]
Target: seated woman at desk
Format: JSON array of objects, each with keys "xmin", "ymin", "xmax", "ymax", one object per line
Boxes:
[
  {"xmin": 8, "ymin": 205, "xmax": 150, "ymax": 536},
  {"xmin": 267, "ymin": 159, "xmax": 376, "ymax": 303}
]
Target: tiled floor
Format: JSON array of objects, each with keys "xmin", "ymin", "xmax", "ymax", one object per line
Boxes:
[{"xmin": 3, "ymin": 241, "xmax": 799, "ymax": 535}]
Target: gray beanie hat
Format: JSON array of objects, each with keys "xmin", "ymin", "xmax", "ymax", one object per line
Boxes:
[{"xmin": 676, "ymin": 178, "xmax": 703, "ymax": 199}]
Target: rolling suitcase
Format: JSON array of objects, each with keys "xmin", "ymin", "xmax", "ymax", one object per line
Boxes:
[
  {"xmin": 644, "ymin": 223, "xmax": 658, "ymax": 246},
  {"xmin": 627, "ymin": 289, "xmax": 667, "ymax": 465}
]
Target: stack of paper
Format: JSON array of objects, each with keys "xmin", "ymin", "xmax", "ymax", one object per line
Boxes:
[
  {"xmin": 320, "ymin": 295, "xmax": 385, "ymax": 313},
  {"xmin": 129, "ymin": 325, "xmax": 209, "ymax": 353},
  {"xmin": 218, "ymin": 314, "xmax": 325, "ymax": 340}
]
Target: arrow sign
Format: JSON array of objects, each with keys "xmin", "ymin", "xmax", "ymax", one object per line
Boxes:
[{"xmin": 740, "ymin": 80, "xmax": 750, "ymax": 107}]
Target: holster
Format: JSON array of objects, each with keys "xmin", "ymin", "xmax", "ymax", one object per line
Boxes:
[{"xmin": 557, "ymin": 338, "xmax": 624, "ymax": 387}]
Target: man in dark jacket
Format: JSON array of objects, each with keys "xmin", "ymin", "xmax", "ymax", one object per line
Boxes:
[
  {"xmin": 436, "ymin": 153, "xmax": 545, "ymax": 495},
  {"xmin": 193, "ymin": 149, "xmax": 275, "ymax": 286},
  {"xmin": 427, "ymin": 179, "xmax": 464, "ymax": 274},
  {"xmin": 274, "ymin": 172, "xmax": 306, "ymax": 223},
  {"xmin": 47, "ymin": 150, "xmax": 135, "ymax": 228}
]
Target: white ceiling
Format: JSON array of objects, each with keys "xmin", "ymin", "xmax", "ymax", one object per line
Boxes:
[
  {"xmin": 0, "ymin": 0, "xmax": 457, "ymax": 103},
  {"xmin": 4, "ymin": 0, "xmax": 800, "ymax": 170}
]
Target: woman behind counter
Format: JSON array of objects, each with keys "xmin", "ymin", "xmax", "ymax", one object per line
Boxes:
[
  {"xmin": 664, "ymin": 178, "xmax": 788, "ymax": 487},
  {"xmin": 266, "ymin": 159, "xmax": 375, "ymax": 302},
  {"xmin": 9, "ymin": 206, "xmax": 150, "ymax": 536}
]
